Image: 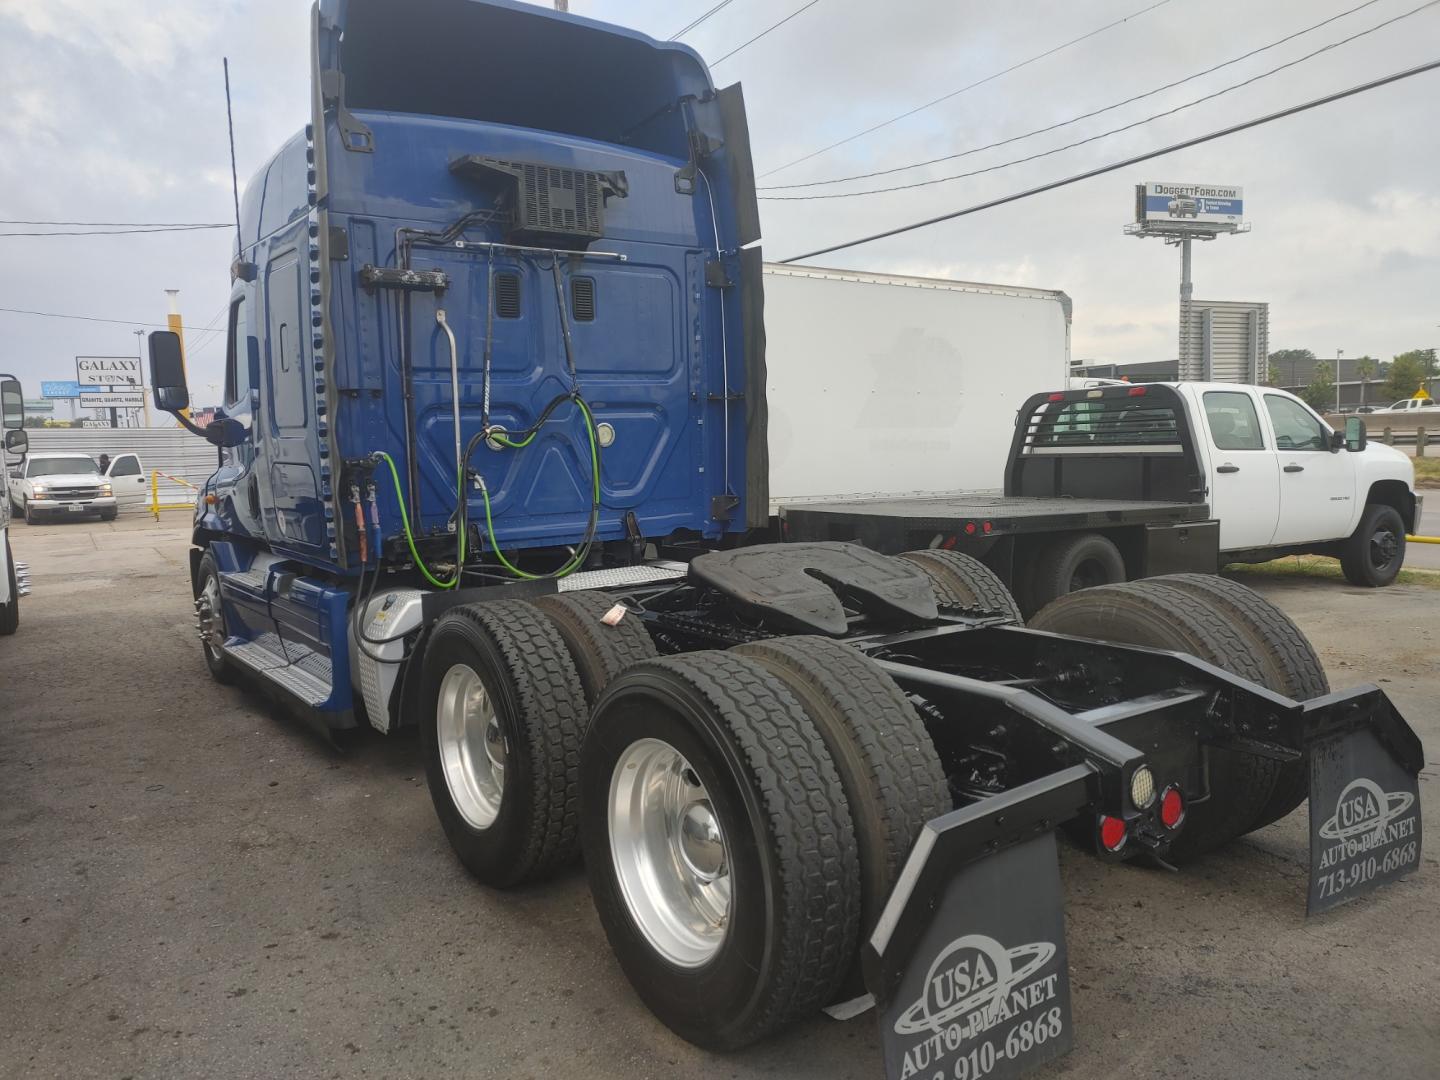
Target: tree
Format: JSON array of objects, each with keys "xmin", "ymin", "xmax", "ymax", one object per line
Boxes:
[
  {"xmin": 1383, "ymin": 351, "xmax": 1431, "ymax": 401},
  {"xmin": 1355, "ymin": 356, "xmax": 1376, "ymax": 407},
  {"xmin": 1300, "ymin": 360, "xmax": 1334, "ymax": 412},
  {"xmin": 1267, "ymin": 347, "xmax": 1315, "ymax": 386}
]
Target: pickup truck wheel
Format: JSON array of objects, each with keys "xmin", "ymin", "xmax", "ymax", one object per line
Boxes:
[
  {"xmin": 194, "ymin": 553, "xmax": 237, "ymax": 685},
  {"xmin": 532, "ymin": 590, "xmax": 657, "ymax": 705},
  {"xmin": 100, "ymin": 509, "xmax": 118, "ymax": 522},
  {"xmin": 1340, "ymin": 503, "xmax": 1406, "ymax": 587},
  {"xmin": 22, "ymin": 502, "xmax": 37, "ymax": 525},
  {"xmin": 0, "ymin": 538, "xmax": 18, "ymax": 636},
  {"xmin": 1157, "ymin": 573, "xmax": 1329, "ymax": 828},
  {"xmin": 896, "ymin": 549, "xmax": 1023, "ymax": 623},
  {"xmin": 580, "ymin": 652, "xmax": 859, "ymax": 1049},
  {"xmin": 1021, "ymin": 532, "xmax": 1126, "ymax": 616},
  {"xmin": 732, "ymin": 636, "xmax": 948, "ymax": 992},
  {"xmin": 1029, "ymin": 581, "xmax": 1280, "ymax": 860},
  {"xmin": 420, "ymin": 600, "xmax": 586, "ymax": 888}
]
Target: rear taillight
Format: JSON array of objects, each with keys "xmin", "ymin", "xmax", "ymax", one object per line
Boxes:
[
  {"xmin": 1160, "ymin": 787, "xmax": 1185, "ymax": 829},
  {"xmin": 1127, "ymin": 385, "xmax": 1147, "ymax": 396},
  {"xmin": 1098, "ymin": 815, "xmax": 1127, "ymax": 852},
  {"xmin": 1047, "ymin": 392, "xmax": 1065, "ymax": 402}
]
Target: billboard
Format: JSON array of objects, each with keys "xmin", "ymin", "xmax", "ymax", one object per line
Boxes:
[
  {"xmin": 41, "ymin": 380, "xmax": 81, "ymax": 398},
  {"xmin": 1136, "ymin": 182, "xmax": 1243, "ymax": 226},
  {"xmin": 76, "ymin": 356, "xmax": 142, "ymax": 386}
]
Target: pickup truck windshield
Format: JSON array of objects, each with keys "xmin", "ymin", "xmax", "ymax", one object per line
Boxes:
[{"xmin": 26, "ymin": 457, "xmax": 98, "ymax": 477}]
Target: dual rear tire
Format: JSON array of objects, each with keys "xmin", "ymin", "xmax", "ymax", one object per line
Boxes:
[{"xmin": 418, "ymin": 593, "xmax": 947, "ymax": 1049}]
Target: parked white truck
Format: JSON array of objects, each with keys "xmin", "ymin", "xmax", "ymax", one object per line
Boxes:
[
  {"xmin": 782, "ymin": 381, "xmax": 1420, "ymax": 613},
  {"xmin": 763, "ymin": 264, "xmax": 1070, "ymax": 507},
  {"xmin": 5, "ymin": 449, "xmax": 150, "ymax": 522},
  {"xmin": 1, "ymin": 375, "xmax": 29, "ymax": 634}
]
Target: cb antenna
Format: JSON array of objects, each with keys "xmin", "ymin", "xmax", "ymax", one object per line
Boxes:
[{"xmin": 223, "ymin": 58, "xmax": 243, "ymax": 254}]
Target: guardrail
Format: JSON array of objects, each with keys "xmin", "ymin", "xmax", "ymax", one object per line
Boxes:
[
  {"xmin": 150, "ymin": 470, "xmax": 198, "ymax": 521},
  {"xmin": 1378, "ymin": 426, "xmax": 1428, "ymax": 456}
]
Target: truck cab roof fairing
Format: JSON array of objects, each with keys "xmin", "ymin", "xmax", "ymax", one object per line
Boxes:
[{"xmin": 319, "ymin": 0, "xmax": 713, "ymax": 160}]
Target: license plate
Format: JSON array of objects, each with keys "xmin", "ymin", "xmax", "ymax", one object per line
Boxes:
[{"xmin": 66, "ymin": 504, "xmax": 83, "ymax": 512}]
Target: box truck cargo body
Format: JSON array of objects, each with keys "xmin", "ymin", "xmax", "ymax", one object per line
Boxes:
[{"xmin": 763, "ymin": 264, "xmax": 1071, "ymax": 507}]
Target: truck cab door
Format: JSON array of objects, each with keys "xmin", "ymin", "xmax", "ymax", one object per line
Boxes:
[
  {"xmin": 106, "ymin": 454, "xmax": 147, "ymax": 511},
  {"xmin": 1199, "ymin": 388, "xmax": 1278, "ymax": 552},
  {"xmin": 1262, "ymin": 392, "xmax": 1356, "ymax": 545}
]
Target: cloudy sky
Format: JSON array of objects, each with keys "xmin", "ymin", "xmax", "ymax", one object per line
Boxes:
[{"xmin": 1, "ymin": 0, "xmax": 1437, "ymax": 409}]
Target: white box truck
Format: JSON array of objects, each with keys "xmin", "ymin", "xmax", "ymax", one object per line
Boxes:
[{"xmin": 762, "ymin": 264, "xmax": 1071, "ymax": 508}]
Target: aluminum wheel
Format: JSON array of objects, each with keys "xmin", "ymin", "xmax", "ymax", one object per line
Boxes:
[
  {"xmin": 609, "ymin": 738, "xmax": 732, "ymax": 968},
  {"xmin": 196, "ymin": 574, "xmax": 226, "ymax": 659},
  {"xmin": 436, "ymin": 663, "xmax": 508, "ymax": 831}
]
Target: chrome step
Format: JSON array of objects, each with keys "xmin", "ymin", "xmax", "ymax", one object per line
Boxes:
[{"xmin": 224, "ymin": 633, "xmax": 333, "ymax": 707}]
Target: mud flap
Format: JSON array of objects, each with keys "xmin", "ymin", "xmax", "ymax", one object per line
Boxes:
[
  {"xmin": 867, "ymin": 766, "xmax": 1092, "ymax": 1080},
  {"xmin": 1307, "ymin": 726, "xmax": 1423, "ymax": 914}
]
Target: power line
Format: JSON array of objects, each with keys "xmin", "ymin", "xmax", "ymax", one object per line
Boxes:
[
  {"xmin": 0, "ymin": 219, "xmax": 231, "ymax": 227},
  {"xmin": 757, "ymin": 0, "xmax": 1175, "ymax": 178},
  {"xmin": 762, "ymin": 0, "xmax": 1393, "ymax": 190},
  {"xmin": 0, "ymin": 306, "xmax": 229, "ymax": 332},
  {"xmin": 779, "ymin": 57, "xmax": 1440, "ymax": 264},
  {"xmin": 711, "ymin": 0, "xmax": 824, "ymax": 66},
  {"xmin": 761, "ymin": 0, "xmax": 1438, "ymax": 201},
  {"xmin": 0, "ymin": 224, "xmax": 232, "ymax": 237},
  {"xmin": 669, "ymin": 0, "xmax": 739, "ymax": 40}
]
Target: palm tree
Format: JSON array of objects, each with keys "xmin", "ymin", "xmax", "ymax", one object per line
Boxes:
[{"xmin": 1355, "ymin": 356, "xmax": 1376, "ymax": 408}]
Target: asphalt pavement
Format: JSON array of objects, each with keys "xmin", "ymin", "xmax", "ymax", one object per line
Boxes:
[{"xmin": 2, "ymin": 515, "xmax": 1437, "ymax": 1079}]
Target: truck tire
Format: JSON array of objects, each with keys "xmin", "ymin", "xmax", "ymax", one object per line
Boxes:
[
  {"xmin": 1028, "ymin": 581, "xmax": 1280, "ymax": 859},
  {"xmin": 580, "ymin": 651, "xmax": 860, "ymax": 1050},
  {"xmin": 1339, "ymin": 503, "xmax": 1406, "ymax": 587},
  {"xmin": 1020, "ymin": 532, "xmax": 1126, "ymax": 616},
  {"xmin": 1158, "ymin": 573, "xmax": 1329, "ymax": 829},
  {"xmin": 419, "ymin": 600, "xmax": 587, "ymax": 888},
  {"xmin": 732, "ymin": 636, "xmax": 948, "ymax": 982},
  {"xmin": 22, "ymin": 502, "xmax": 37, "ymax": 525},
  {"xmin": 896, "ymin": 549, "xmax": 1023, "ymax": 624},
  {"xmin": 0, "ymin": 537, "xmax": 18, "ymax": 636},
  {"xmin": 194, "ymin": 552, "xmax": 237, "ymax": 685},
  {"xmin": 532, "ymin": 590, "xmax": 657, "ymax": 705},
  {"xmin": 101, "ymin": 509, "xmax": 118, "ymax": 522}
]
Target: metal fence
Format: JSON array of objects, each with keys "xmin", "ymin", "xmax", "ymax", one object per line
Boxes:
[{"xmin": 21, "ymin": 428, "xmax": 216, "ymax": 508}]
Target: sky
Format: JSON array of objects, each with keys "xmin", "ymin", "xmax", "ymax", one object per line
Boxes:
[{"xmin": 1, "ymin": 0, "xmax": 1437, "ymax": 412}]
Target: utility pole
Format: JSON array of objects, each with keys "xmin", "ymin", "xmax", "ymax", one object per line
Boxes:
[
  {"xmin": 134, "ymin": 329, "xmax": 150, "ymax": 428},
  {"xmin": 1336, "ymin": 349, "xmax": 1344, "ymax": 413}
]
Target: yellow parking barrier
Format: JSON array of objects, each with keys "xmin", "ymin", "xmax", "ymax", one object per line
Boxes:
[
  {"xmin": 150, "ymin": 469, "xmax": 199, "ymax": 521},
  {"xmin": 1407, "ymin": 535, "xmax": 1440, "ymax": 544}
]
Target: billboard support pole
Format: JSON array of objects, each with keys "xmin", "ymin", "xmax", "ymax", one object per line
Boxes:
[{"xmin": 1179, "ymin": 237, "xmax": 1193, "ymax": 381}]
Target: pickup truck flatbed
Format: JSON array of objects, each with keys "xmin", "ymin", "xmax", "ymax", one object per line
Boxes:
[{"xmin": 781, "ymin": 382, "xmax": 1419, "ymax": 615}]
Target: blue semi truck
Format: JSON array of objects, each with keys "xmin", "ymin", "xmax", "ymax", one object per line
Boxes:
[{"xmin": 150, "ymin": 2, "xmax": 1423, "ymax": 1073}]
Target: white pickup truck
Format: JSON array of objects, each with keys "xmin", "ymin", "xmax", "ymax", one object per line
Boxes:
[
  {"xmin": 780, "ymin": 382, "xmax": 1420, "ymax": 613},
  {"xmin": 1, "ymin": 375, "xmax": 28, "ymax": 634},
  {"xmin": 6, "ymin": 451, "xmax": 149, "ymax": 523}
]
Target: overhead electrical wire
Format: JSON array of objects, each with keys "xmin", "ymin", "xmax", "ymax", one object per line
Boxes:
[
  {"xmin": 0, "ymin": 224, "xmax": 232, "ymax": 237},
  {"xmin": 668, "ymin": 0, "xmax": 739, "ymax": 40},
  {"xmin": 0, "ymin": 305, "xmax": 228, "ymax": 332},
  {"xmin": 761, "ymin": 0, "xmax": 1396, "ymax": 191},
  {"xmin": 0, "ymin": 218, "xmax": 231, "ymax": 228},
  {"xmin": 778, "ymin": 57, "xmax": 1440, "ymax": 264},
  {"xmin": 761, "ymin": 0, "xmax": 1439, "ymax": 201},
  {"xmin": 757, "ymin": 0, "xmax": 1176, "ymax": 178},
  {"xmin": 711, "ymin": 0, "xmax": 825, "ymax": 66}
]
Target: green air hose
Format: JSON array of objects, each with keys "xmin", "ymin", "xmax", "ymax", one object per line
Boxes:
[
  {"xmin": 372, "ymin": 450, "xmax": 464, "ymax": 590},
  {"xmin": 479, "ymin": 396, "xmax": 599, "ymax": 580}
]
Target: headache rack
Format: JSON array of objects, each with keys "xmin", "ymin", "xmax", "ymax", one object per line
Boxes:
[{"xmin": 1005, "ymin": 384, "xmax": 1206, "ymax": 503}]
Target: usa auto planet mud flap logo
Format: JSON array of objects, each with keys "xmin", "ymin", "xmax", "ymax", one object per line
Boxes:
[
  {"xmin": 1308, "ymin": 729, "xmax": 1422, "ymax": 915},
  {"xmin": 880, "ymin": 835, "xmax": 1073, "ymax": 1080}
]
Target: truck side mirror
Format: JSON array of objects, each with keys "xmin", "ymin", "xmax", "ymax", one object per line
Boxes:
[
  {"xmin": 148, "ymin": 331, "xmax": 191, "ymax": 413},
  {"xmin": 1344, "ymin": 416, "xmax": 1367, "ymax": 452},
  {"xmin": 4, "ymin": 429, "xmax": 28, "ymax": 456},
  {"xmin": 206, "ymin": 417, "xmax": 249, "ymax": 448},
  {"xmin": 0, "ymin": 377, "xmax": 22, "ymax": 430}
]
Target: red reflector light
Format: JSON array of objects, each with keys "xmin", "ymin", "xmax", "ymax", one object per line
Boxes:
[
  {"xmin": 1099, "ymin": 815, "xmax": 1127, "ymax": 852},
  {"xmin": 1160, "ymin": 787, "xmax": 1185, "ymax": 828},
  {"xmin": 964, "ymin": 522, "xmax": 977, "ymax": 535},
  {"xmin": 982, "ymin": 521, "xmax": 993, "ymax": 534},
  {"xmin": 1047, "ymin": 392, "xmax": 1065, "ymax": 402},
  {"xmin": 1127, "ymin": 385, "xmax": 1147, "ymax": 396}
]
